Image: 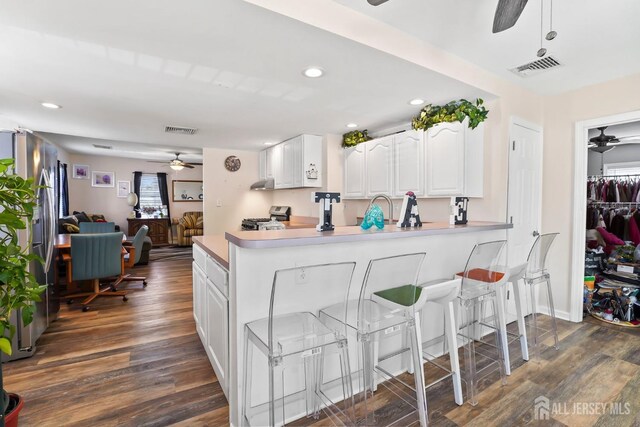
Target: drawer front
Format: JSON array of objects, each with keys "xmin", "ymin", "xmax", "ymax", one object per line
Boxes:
[
  {"xmin": 193, "ymin": 242, "xmax": 207, "ymax": 270},
  {"xmin": 206, "ymin": 255, "xmax": 229, "ymax": 297}
]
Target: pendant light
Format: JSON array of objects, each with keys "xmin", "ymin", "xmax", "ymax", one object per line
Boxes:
[
  {"xmin": 545, "ymin": 0, "xmax": 557, "ymax": 40},
  {"xmin": 536, "ymin": 0, "xmax": 546, "ymax": 57}
]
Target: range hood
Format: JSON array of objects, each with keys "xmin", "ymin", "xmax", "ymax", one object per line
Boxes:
[{"xmin": 250, "ymin": 178, "xmax": 274, "ymax": 191}]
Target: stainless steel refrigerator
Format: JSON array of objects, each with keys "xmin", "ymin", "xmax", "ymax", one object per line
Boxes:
[{"xmin": 0, "ymin": 131, "xmax": 59, "ymax": 360}]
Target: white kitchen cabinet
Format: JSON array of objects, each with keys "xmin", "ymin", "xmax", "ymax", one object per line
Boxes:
[
  {"xmin": 425, "ymin": 120, "xmax": 484, "ymax": 197},
  {"xmin": 192, "ymin": 261, "xmax": 206, "ymax": 342},
  {"xmin": 425, "ymin": 122, "xmax": 465, "ymax": 196},
  {"xmin": 343, "ymin": 144, "xmax": 366, "ymax": 199},
  {"xmin": 271, "ymin": 144, "xmax": 283, "ymax": 188},
  {"xmin": 206, "ymin": 278, "xmax": 229, "ymax": 395},
  {"xmin": 393, "ymin": 130, "xmax": 424, "ymax": 197},
  {"xmin": 265, "ymin": 134, "xmax": 322, "ymax": 189},
  {"xmin": 192, "ymin": 244, "xmax": 230, "ymax": 398},
  {"xmin": 365, "ymin": 135, "xmax": 394, "ymax": 197}
]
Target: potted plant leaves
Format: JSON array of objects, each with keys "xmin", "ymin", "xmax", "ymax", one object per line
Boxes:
[
  {"xmin": 412, "ymin": 98, "xmax": 489, "ymax": 131},
  {"xmin": 0, "ymin": 158, "xmax": 47, "ymax": 426}
]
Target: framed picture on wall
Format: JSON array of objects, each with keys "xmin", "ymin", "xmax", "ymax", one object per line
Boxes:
[
  {"xmin": 91, "ymin": 171, "xmax": 115, "ymax": 188},
  {"xmin": 72, "ymin": 164, "xmax": 90, "ymax": 179},
  {"xmin": 117, "ymin": 180, "xmax": 130, "ymax": 198}
]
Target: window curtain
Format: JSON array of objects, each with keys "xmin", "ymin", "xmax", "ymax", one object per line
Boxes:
[
  {"xmin": 57, "ymin": 160, "xmax": 69, "ymax": 217},
  {"xmin": 157, "ymin": 172, "xmax": 171, "ymax": 220},
  {"xmin": 133, "ymin": 171, "xmax": 142, "ymax": 217}
]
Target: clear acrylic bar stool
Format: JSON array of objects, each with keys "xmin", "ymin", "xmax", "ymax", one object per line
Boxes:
[
  {"xmin": 320, "ymin": 253, "xmax": 429, "ymax": 426},
  {"xmin": 417, "ymin": 278, "xmax": 464, "ymax": 405},
  {"xmin": 242, "ymin": 262, "xmax": 356, "ymax": 427},
  {"xmin": 456, "ymin": 240, "xmax": 508, "ymax": 406},
  {"xmin": 522, "ymin": 233, "xmax": 560, "ymax": 362}
]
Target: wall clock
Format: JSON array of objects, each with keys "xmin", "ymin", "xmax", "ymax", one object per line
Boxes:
[{"xmin": 224, "ymin": 155, "xmax": 241, "ymax": 172}]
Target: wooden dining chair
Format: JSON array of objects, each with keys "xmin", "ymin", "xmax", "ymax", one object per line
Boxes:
[{"xmin": 64, "ymin": 233, "xmax": 128, "ymax": 312}]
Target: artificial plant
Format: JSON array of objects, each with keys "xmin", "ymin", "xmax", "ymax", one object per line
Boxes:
[
  {"xmin": 0, "ymin": 158, "xmax": 47, "ymax": 419},
  {"xmin": 412, "ymin": 98, "xmax": 489, "ymax": 131},
  {"xmin": 342, "ymin": 129, "xmax": 372, "ymax": 148}
]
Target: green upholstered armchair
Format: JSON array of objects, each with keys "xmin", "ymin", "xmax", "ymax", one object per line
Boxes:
[
  {"xmin": 176, "ymin": 211, "xmax": 203, "ymax": 246},
  {"xmin": 64, "ymin": 232, "xmax": 128, "ymax": 312},
  {"xmin": 79, "ymin": 222, "xmax": 116, "ymax": 233},
  {"xmin": 114, "ymin": 225, "xmax": 149, "ymax": 290}
]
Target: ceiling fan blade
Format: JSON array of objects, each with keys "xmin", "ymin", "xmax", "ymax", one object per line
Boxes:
[
  {"xmin": 186, "ymin": 162, "xmax": 203, "ymax": 166},
  {"xmin": 147, "ymin": 160, "xmax": 171, "ymax": 163},
  {"xmin": 616, "ymin": 136, "xmax": 640, "ymax": 142},
  {"xmin": 183, "ymin": 164, "xmax": 195, "ymax": 169},
  {"xmin": 493, "ymin": 0, "xmax": 528, "ymax": 33},
  {"xmin": 367, "ymin": 0, "xmax": 389, "ymax": 5}
]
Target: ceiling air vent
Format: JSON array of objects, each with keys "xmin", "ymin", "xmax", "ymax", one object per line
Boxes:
[
  {"xmin": 164, "ymin": 125, "xmax": 198, "ymax": 135},
  {"xmin": 510, "ymin": 55, "xmax": 562, "ymax": 77},
  {"xmin": 92, "ymin": 144, "xmax": 112, "ymax": 149}
]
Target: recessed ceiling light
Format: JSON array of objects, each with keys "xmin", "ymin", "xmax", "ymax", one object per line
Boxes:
[
  {"xmin": 303, "ymin": 67, "xmax": 324, "ymax": 78},
  {"xmin": 264, "ymin": 142, "xmax": 274, "ymax": 146},
  {"xmin": 41, "ymin": 102, "xmax": 61, "ymax": 109},
  {"xmin": 409, "ymin": 99, "xmax": 425, "ymax": 106},
  {"xmin": 346, "ymin": 123, "xmax": 358, "ymax": 128}
]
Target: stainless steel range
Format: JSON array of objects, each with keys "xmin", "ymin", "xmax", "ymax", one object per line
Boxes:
[{"xmin": 241, "ymin": 206, "xmax": 290, "ymax": 231}]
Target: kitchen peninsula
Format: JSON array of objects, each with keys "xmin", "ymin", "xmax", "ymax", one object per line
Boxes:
[{"xmin": 192, "ymin": 221, "xmax": 512, "ymax": 426}]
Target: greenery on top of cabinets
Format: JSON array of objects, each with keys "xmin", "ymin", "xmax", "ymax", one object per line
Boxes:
[
  {"xmin": 342, "ymin": 129, "xmax": 372, "ymax": 148},
  {"xmin": 412, "ymin": 98, "xmax": 489, "ymax": 131}
]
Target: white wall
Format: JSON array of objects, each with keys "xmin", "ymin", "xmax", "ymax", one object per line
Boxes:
[
  {"xmin": 542, "ymin": 72, "xmax": 640, "ymax": 317},
  {"xmin": 202, "ymin": 147, "xmax": 272, "ymax": 234},
  {"xmin": 67, "ymin": 153, "xmax": 202, "ymax": 232}
]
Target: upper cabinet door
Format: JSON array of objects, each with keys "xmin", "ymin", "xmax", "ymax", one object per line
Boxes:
[
  {"xmin": 290, "ymin": 136, "xmax": 304, "ymax": 188},
  {"xmin": 393, "ymin": 130, "xmax": 424, "ymax": 197},
  {"xmin": 259, "ymin": 150, "xmax": 266, "ymax": 180},
  {"xmin": 272, "ymin": 144, "xmax": 284, "ymax": 189},
  {"xmin": 425, "ymin": 122, "xmax": 465, "ymax": 197},
  {"xmin": 343, "ymin": 144, "xmax": 366, "ymax": 198},
  {"xmin": 366, "ymin": 136, "xmax": 394, "ymax": 197},
  {"xmin": 279, "ymin": 141, "xmax": 295, "ymax": 188}
]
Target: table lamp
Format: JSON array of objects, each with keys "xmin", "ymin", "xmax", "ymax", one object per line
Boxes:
[{"xmin": 127, "ymin": 192, "xmax": 138, "ymax": 218}]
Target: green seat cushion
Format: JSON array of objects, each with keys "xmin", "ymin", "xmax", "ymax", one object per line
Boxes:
[{"xmin": 374, "ymin": 284, "xmax": 421, "ymax": 307}]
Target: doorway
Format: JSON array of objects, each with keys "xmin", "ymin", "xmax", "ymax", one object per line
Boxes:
[
  {"xmin": 570, "ymin": 110, "xmax": 640, "ymax": 322},
  {"xmin": 506, "ymin": 117, "xmax": 543, "ymax": 322}
]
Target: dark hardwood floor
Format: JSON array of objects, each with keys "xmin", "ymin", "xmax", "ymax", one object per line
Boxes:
[
  {"xmin": 4, "ymin": 254, "xmax": 640, "ymax": 426},
  {"xmin": 3, "ymin": 254, "xmax": 229, "ymax": 427}
]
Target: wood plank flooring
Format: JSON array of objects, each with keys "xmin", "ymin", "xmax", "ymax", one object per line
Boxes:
[
  {"xmin": 3, "ymin": 253, "xmax": 229, "ymax": 426},
  {"xmin": 4, "ymin": 253, "xmax": 640, "ymax": 426}
]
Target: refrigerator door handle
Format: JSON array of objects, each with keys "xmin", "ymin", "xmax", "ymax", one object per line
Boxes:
[{"xmin": 40, "ymin": 169, "xmax": 55, "ymax": 272}]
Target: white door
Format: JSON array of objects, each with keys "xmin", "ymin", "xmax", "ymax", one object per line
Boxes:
[
  {"xmin": 425, "ymin": 122, "xmax": 465, "ymax": 197},
  {"xmin": 343, "ymin": 144, "xmax": 366, "ymax": 198},
  {"xmin": 280, "ymin": 141, "xmax": 295, "ymax": 188},
  {"xmin": 506, "ymin": 120, "xmax": 542, "ymax": 322},
  {"xmin": 393, "ymin": 130, "xmax": 425, "ymax": 197},
  {"xmin": 366, "ymin": 136, "xmax": 394, "ymax": 197},
  {"xmin": 507, "ymin": 120, "xmax": 542, "ymax": 266},
  {"xmin": 272, "ymin": 144, "xmax": 283, "ymax": 189},
  {"xmin": 192, "ymin": 262, "xmax": 206, "ymax": 341},
  {"xmin": 291, "ymin": 137, "xmax": 304, "ymax": 188}
]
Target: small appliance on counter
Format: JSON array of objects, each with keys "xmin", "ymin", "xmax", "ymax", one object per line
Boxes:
[{"xmin": 241, "ymin": 205, "xmax": 290, "ymax": 231}]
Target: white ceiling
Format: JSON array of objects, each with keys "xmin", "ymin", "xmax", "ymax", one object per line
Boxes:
[
  {"xmin": 2, "ymin": 1, "xmax": 639, "ymax": 159},
  {"xmin": 332, "ymin": 0, "xmax": 640, "ymax": 96},
  {"xmin": 0, "ymin": 0, "xmax": 491, "ymax": 157}
]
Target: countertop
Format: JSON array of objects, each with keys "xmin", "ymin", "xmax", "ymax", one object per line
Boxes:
[
  {"xmin": 225, "ymin": 221, "xmax": 512, "ymax": 249},
  {"xmin": 192, "ymin": 235, "xmax": 229, "ymax": 269}
]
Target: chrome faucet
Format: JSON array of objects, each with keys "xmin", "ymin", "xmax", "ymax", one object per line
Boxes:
[{"xmin": 366, "ymin": 194, "xmax": 394, "ymax": 225}]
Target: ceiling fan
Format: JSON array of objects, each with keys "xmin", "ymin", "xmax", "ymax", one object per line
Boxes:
[
  {"xmin": 588, "ymin": 127, "xmax": 640, "ymax": 153},
  {"xmin": 148, "ymin": 152, "xmax": 202, "ymax": 170},
  {"xmin": 365, "ymin": 0, "xmax": 530, "ymax": 34}
]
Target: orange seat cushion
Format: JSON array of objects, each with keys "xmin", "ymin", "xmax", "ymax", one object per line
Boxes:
[{"xmin": 457, "ymin": 268, "xmax": 505, "ymax": 283}]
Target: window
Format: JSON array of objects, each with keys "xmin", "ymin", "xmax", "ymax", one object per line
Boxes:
[
  {"xmin": 604, "ymin": 162, "xmax": 640, "ymax": 177},
  {"xmin": 139, "ymin": 174, "xmax": 162, "ymax": 208}
]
